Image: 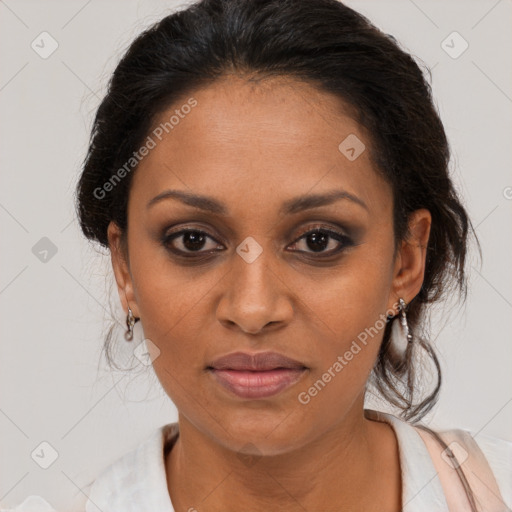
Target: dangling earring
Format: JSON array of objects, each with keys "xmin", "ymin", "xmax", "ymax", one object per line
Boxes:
[
  {"xmin": 389, "ymin": 297, "xmax": 413, "ymax": 360},
  {"xmin": 125, "ymin": 307, "xmax": 136, "ymax": 341}
]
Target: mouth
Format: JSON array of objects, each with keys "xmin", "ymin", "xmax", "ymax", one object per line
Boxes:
[{"xmin": 207, "ymin": 351, "xmax": 308, "ymax": 399}]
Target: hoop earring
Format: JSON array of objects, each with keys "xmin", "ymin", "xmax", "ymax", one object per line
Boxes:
[
  {"xmin": 389, "ymin": 297, "xmax": 413, "ymax": 360},
  {"xmin": 125, "ymin": 307, "xmax": 137, "ymax": 341}
]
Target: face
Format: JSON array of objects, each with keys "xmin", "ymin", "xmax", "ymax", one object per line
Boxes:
[{"xmin": 108, "ymin": 75, "xmax": 430, "ymax": 456}]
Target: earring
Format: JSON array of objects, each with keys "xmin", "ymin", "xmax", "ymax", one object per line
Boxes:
[
  {"xmin": 389, "ymin": 297, "xmax": 413, "ymax": 360},
  {"xmin": 125, "ymin": 307, "xmax": 136, "ymax": 341}
]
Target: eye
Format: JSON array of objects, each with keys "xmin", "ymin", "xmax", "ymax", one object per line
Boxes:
[
  {"xmin": 162, "ymin": 229, "xmax": 223, "ymax": 255},
  {"xmin": 288, "ymin": 226, "xmax": 353, "ymax": 256},
  {"xmin": 161, "ymin": 224, "xmax": 354, "ymax": 258}
]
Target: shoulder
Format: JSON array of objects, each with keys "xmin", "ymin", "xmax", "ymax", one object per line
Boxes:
[
  {"xmin": 462, "ymin": 429, "xmax": 512, "ymax": 509},
  {"xmin": 83, "ymin": 423, "xmax": 178, "ymax": 512},
  {"xmin": 416, "ymin": 425, "xmax": 512, "ymax": 511}
]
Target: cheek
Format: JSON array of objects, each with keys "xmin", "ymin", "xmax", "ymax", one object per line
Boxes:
[
  {"xmin": 298, "ymin": 233, "xmax": 394, "ymax": 343},
  {"xmin": 125, "ymin": 241, "xmax": 209, "ymax": 369},
  {"xmin": 134, "ymin": 274, "xmax": 217, "ymax": 415},
  {"xmin": 132, "ymin": 270, "xmax": 217, "ymax": 365},
  {"xmin": 296, "ymin": 285, "xmax": 388, "ymax": 404},
  {"xmin": 128, "ymin": 225, "xmax": 217, "ymax": 333},
  {"xmin": 293, "ymin": 232, "xmax": 395, "ymax": 392}
]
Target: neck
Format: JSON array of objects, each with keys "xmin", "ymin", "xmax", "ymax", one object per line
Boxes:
[{"xmin": 166, "ymin": 403, "xmax": 401, "ymax": 512}]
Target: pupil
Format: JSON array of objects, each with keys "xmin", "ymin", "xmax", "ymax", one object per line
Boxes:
[
  {"xmin": 307, "ymin": 232, "xmax": 328, "ymax": 252},
  {"xmin": 183, "ymin": 231, "xmax": 205, "ymax": 251}
]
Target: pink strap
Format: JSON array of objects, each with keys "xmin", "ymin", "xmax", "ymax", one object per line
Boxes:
[{"xmin": 415, "ymin": 427, "xmax": 507, "ymax": 512}]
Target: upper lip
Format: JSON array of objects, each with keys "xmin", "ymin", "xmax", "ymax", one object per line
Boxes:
[{"xmin": 208, "ymin": 351, "xmax": 307, "ymax": 371}]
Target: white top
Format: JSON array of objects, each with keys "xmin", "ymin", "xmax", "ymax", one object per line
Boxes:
[{"xmin": 82, "ymin": 410, "xmax": 512, "ymax": 512}]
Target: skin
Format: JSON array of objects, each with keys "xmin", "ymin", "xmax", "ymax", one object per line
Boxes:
[{"xmin": 108, "ymin": 75, "xmax": 431, "ymax": 512}]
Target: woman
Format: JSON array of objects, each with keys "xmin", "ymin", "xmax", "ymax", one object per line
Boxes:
[{"xmin": 76, "ymin": 0, "xmax": 511, "ymax": 510}]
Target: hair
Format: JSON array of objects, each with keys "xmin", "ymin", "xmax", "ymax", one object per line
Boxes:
[{"xmin": 75, "ymin": 0, "xmax": 479, "ymax": 438}]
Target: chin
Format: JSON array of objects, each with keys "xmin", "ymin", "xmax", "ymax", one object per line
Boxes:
[{"xmin": 211, "ymin": 407, "xmax": 309, "ymax": 456}]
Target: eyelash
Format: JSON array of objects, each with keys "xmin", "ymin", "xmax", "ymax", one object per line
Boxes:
[{"xmin": 161, "ymin": 224, "xmax": 354, "ymax": 259}]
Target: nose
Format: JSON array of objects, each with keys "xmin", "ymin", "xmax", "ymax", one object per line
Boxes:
[{"xmin": 216, "ymin": 245, "xmax": 294, "ymax": 335}]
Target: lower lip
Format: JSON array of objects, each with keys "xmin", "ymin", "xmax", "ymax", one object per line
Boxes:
[{"xmin": 209, "ymin": 368, "xmax": 306, "ymax": 399}]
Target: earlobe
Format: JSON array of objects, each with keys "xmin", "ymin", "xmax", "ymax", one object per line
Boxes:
[
  {"xmin": 107, "ymin": 221, "xmax": 139, "ymax": 317},
  {"xmin": 389, "ymin": 208, "xmax": 432, "ymax": 310}
]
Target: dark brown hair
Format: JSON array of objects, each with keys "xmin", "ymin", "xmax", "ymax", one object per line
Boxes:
[{"xmin": 75, "ymin": 0, "xmax": 480, "ymax": 425}]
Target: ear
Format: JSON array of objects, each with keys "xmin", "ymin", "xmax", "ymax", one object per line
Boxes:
[
  {"xmin": 388, "ymin": 208, "xmax": 432, "ymax": 313},
  {"xmin": 107, "ymin": 221, "xmax": 140, "ymax": 318}
]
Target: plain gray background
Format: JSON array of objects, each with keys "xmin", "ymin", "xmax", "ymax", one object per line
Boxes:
[{"xmin": 1, "ymin": 1, "xmax": 511, "ymax": 510}]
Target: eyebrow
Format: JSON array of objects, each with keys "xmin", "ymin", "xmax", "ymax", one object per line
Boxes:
[{"xmin": 146, "ymin": 188, "xmax": 368, "ymax": 215}]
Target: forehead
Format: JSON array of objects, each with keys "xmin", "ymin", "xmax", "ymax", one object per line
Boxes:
[{"xmin": 130, "ymin": 75, "xmax": 391, "ymax": 217}]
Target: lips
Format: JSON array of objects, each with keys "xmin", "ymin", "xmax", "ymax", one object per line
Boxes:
[
  {"xmin": 208, "ymin": 351, "xmax": 306, "ymax": 371},
  {"xmin": 207, "ymin": 351, "xmax": 307, "ymax": 399}
]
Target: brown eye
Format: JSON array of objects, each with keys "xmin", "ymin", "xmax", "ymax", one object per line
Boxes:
[
  {"xmin": 162, "ymin": 229, "xmax": 223, "ymax": 254},
  {"xmin": 289, "ymin": 227, "xmax": 353, "ymax": 256}
]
